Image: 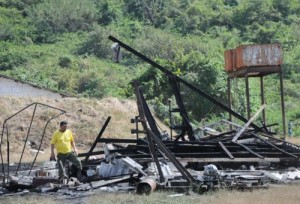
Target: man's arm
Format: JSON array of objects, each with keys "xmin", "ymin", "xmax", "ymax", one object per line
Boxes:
[{"xmin": 71, "ymin": 141, "xmax": 78, "ymax": 155}]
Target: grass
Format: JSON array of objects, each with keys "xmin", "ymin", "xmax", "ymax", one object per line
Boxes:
[
  {"xmin": 1, "ymin": 184, "xmax": 300, "ymax": 204},
  {"xmin": 286, "ymin": 137, "xmax": 300, "ymax": 145}
]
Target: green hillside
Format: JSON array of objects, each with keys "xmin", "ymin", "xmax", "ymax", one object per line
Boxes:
[{"xmin": 0, "ymin": 0, "xmax": 300, "ymax": 135}]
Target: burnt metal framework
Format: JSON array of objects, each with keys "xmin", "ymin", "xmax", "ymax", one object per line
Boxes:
[
  {"xmin": 0, "ymin": 103, "xmax": 66, "ymax": 186},
  {"xmin": 101, "ymin": 36, "xmax": 299, "ymax": 169},
  {"xmin": 132, "ymin": 82, "xmax": 300, "ymax": 163},
  {"xmin": 133, "ymin": 80, "xmax": 196, "ymax": 184},
  {"xmin": 76, "ymin": 36, "xmax": 300, "ymax": 188},
  {"xmin": 108, "ymin": 35, "xmax": 262, "ymax": 142},
  {"xmin": 227, "ymin": 66, "xmax": 286, "ymax": 136},
  {"xmin": 77, "ymin": 81, "xmax": 300, "ymax": 174}
]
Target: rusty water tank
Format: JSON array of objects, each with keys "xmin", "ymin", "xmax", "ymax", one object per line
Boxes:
[
  {"xmin": 235, "ymin": 44, "xmax": 282, "ymax": 69},
  {"xmin": 224, "ymin": 44, "xmax": 283, "ymax": 72}
]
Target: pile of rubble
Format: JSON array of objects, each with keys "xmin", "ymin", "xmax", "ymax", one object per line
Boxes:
[{"xmin": 1, "ymin": 154, "xmax": 300, "ymax": 197}]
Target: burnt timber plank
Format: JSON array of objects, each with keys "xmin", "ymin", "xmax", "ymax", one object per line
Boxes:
[
  {"xmin": 219, "ymin": 141, "xmax": 234, "ymax": 159},
  {"xmin": 233, "ymin": 142, "xmax": 264, "ymax": 159},
  {"xmin": 251, "ymin": 133, "xmax": 298, "ymax": 159},
  {"xmin": 232, "ymin": 104, "xmax": 266, "ymax": 142},
  {"xmin": 84, "ymin": 116, "xmax": 111, "ymax": 164}
]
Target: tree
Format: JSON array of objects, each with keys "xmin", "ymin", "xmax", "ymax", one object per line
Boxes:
[{"xmin": 27, "ymin": 0, "xmax": 98, "ymax": 42}]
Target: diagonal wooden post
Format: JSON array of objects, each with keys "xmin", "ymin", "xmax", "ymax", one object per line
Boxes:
[
  {"xmin": 84, "ymin": 116, "xmax": 111, "ymax": 164},
  {"xmin": 232, "ymin": 104, "xmax": 266, "ymax": 143}
]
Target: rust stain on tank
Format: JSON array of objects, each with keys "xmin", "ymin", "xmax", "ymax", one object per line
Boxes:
[
  {"xmin": 224, "ymin": 44, "xmax": 283, "ymax": 72},
  {"xmin": 235, "ymin": 44, "xmax": 282, "ymax": 69},
  {"xmin": 224, "ymin": 49, "xmax": 235, "ymax": 72}
]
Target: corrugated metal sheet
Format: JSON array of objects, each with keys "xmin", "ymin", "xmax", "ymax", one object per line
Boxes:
[
  {"xmin": 97, "ymin": 159, "xmax": 129, "ymax": 178},
  {"xmin": 235, "ymin": 44, "xmax": 282, "ymax": 69}
]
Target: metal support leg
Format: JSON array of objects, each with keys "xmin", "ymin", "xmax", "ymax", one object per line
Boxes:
[
  {"xmin": 260, "ymin": 76, "xmax": 266, "ymax": 124},
  {"xmin": 279, "ymin": 70, "xmax": 286, "ymax": 137},
  {"xmin": 245, "ymin": 74, "xmax": 251, "ymax": 119}
]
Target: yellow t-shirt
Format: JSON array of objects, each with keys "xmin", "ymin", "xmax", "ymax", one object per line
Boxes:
[{"xmin": 50, "ymin": 129, "xmax": 74, "ymax": 154}]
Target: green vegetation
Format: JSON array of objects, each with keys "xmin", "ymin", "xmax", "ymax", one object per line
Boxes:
[{"xmin": 0, "ymin": 0, "xmax": 300, "ymax": 135}]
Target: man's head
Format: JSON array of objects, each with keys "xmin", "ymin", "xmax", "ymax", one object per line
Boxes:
[{"xmin": 59, "ymin": 121, "xmax": 68, "ymax": 132}]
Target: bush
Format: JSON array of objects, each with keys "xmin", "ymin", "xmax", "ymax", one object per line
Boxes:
[
  {"xmin": 27, "ymin": 0, "xmax": 99, "ymax": 43},
  {"xmin": 0, "ymin": 7, "xmax": 34, "ymax": 43},
  {"xmin": 0, "ymin": 51, "xmax": 28, "ymax": 70},
  {"xmin": 76, "ymin": 72, "xmax": 105, "ymax": 98},
  {"xmin": 58, "ymin": 55, "xmax": 72, "ymax": 68},
  {"xmin": 77, "ymin": 26, "xmax": 112, "ymax": 58}
]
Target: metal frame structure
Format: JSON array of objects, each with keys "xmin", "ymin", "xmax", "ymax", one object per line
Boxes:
[
  {"xmin": 227, "ymin": 66, "xmax": 286, "ymax": 136},
  {"xmin": 0, "ymin": 103, "xmax": 66, "ymax": 186},
  {"xmin": 79, "ymin": 79, "xmax": 300, "ymax": 175},
  {"xmin": 87, "ymin": 36, "xmax": 300, "ymax": 171}
]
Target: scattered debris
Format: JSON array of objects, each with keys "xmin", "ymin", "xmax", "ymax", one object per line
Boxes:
[{"xmin": 1, "ymin": 37, "xmax": 300, "ymax": 199}]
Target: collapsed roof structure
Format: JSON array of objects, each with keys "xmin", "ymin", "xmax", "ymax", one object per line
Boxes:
[{"xmin": 1, "ymin": 37, "xmax": 300, "ymax": 196}]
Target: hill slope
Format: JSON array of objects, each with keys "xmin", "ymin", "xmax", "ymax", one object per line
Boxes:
[{"xmin": 0, "ymin": 96, "xmax": 167, "ymax": 162}]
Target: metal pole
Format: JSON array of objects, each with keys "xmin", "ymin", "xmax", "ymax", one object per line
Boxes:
[
  {"xmin": 16, "ymin": 103, "xmax": 38, "ymax": 174},
  {"xmin": 168, "ymin": 99, "xmax": 173, "ymax": 140},
  {"xmin": 245, "ymin": 74, "xmax": 251, "ymax": 119},
  {"xmin": 135, "ymin": 116, "xmax": 139, "ymax": 140},
  {"xmin": 260, "ymin": 76, "xmax": 266, "ymax": 124},
  {"xmin": 279, "ymin": 70, "xmax": 286, "ymax": 137},
  {"xmin": 227, "ymin": 77, "xmax": 232, "ymax": 130}
]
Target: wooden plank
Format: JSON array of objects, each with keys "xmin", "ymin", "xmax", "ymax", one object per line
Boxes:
[
  {"xmin": 232, "ymin": 104, "xmax": 266, "ymax": 142},
  {"xmin": 218, "ymin": 142, "xmax": 234, "ymax": 159},
  {"xmin": 233, "ymin": 142, "xmax": 264, "ymax": 159},
  {"xmin": 84, "ymin": 116, "xmax": 111, "ymax": 164},
  {"xmin": 251, "ymin": 133, "xmax": 298, "ymax": 159}
]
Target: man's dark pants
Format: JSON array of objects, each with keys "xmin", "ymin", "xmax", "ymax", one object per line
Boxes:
[{"xmin": 57, "ymin": 152, "xmax": 82, "ymax": 179}]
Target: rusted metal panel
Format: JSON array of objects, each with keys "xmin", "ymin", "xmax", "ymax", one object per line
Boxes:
[
  {"xmin": 224, "ymin": 49, "xmax": 236, "ymax": 72},
  {"xmin": 235, "ymin": 44, "xmax": 282, "ymax": 69}
]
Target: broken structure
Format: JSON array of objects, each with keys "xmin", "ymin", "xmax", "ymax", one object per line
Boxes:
[{"xmin": 1, "ymin": 37, "xmax": 300, "ymax": 196}]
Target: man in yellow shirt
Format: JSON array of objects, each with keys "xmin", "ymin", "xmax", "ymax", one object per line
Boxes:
[{"xmin": 50, "ymin": 121, "xmax": 82, "ymax": 181}]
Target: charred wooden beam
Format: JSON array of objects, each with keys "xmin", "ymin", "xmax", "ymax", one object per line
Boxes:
[
  {"xmin": 233, "ymin": 142, "xmax": 264, "ymax": 159},
  {"xmin": 232, "ymin": 104, "xmax": 266, "ymax": 142},
  {"xmin": 219, "ymin": 142, "xmax": 234, "ymax": 159},
  {"xmin": 251, "ymin": 133, "xmax": 298, "ymax": 159},
  {"xmin": 84, "ymin": 116, "xmax": 111, "ymax": 164}
]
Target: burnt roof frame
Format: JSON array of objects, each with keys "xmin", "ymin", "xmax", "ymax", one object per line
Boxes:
[{"xmin": 108, "ymin": 36, "xmax": 261, "ymax": 141}]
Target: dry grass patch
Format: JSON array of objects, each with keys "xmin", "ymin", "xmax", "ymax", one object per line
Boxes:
[
  {"xmin": 286, "ymin": 137, "xmax": 300, "ymax": 145},
  {"xmin": 0, "ymin": 96, "xmax": 168, "ymax": 163},
  {"xmin": 85, "ymin": 185, "xmax": 300, "ymax": 204},
  {"xmin": 3, "ymin": 184, "xmax": 298, "ymax": 204}
]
